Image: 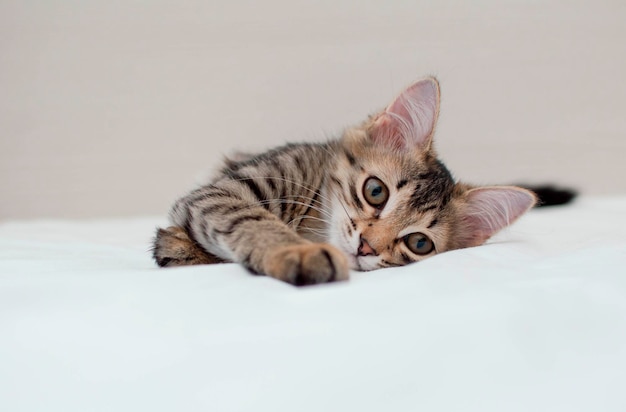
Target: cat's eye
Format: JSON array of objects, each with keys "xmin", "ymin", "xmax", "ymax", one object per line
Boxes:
[
  {"xmin": 404, "ymin": 232, "xmax": 435, "ymax": 255},
  {"xmin": 363, "ymin": 177, "xmax": 389, "ymax": 207}
]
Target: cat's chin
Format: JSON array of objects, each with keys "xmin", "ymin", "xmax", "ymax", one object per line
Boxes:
[
  {"xmin": 344, "ymin": 252, "xmax": 380, "ymax": 272},
  {"xmin": 354, "ymin": 257, "xmax": 380, "ymax": 272},
  {"xmin": 346, "ymin": 254, "xmax": 361, "ymax": 271}
]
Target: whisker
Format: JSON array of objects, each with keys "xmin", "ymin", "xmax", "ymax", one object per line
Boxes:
[
  {"xmin": 267, "ymin": 199, "xmax": 333, "ymax": 219},
  {"xmin": 287, "ymin": 215, "xmax": 331, "ymax": 226},
  {"xmin": 227, "ymin": 198, "xmax": 334, "ymax": 220},
  {"xmin": 228, "ymin": 175, "xmax": 334, "ymax": 206},
  {"xmin": 328, "ymin": 187, "xmax": 353, "ymax": 223},
  {"xmin": 287, "ymin": 216, "xmax": 343, "ymax": 237},
  {"xmin": 223, "ymin": 172, "xmax": 358, "ymax": 239}
]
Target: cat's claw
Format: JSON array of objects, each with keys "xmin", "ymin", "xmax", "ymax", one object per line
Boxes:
[{"xmin": 263, "ymin": 243, "xmax": 349, "ymax": 286}]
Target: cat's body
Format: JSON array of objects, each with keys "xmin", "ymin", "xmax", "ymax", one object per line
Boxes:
[{"xmin": 153, "ymin": 77, "xmax": 538, "ymax": 285}]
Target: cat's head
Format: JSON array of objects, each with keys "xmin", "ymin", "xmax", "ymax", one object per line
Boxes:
[{"xmin": 327, "ymin": 77, "xmax": 536, "ymax": 271}]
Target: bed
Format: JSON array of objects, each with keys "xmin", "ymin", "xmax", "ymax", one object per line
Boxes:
[{"xmin": 1, "ymin": 196, "xmax": 625, "ymax": 411}]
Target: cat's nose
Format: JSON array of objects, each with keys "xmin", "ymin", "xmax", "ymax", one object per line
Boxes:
[{"xmin": 358, "ymin": 236, "xmax": 378, "ymax": 256}]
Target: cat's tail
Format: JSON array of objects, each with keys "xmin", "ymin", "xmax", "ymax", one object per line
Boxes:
[{"xmin": 517, "ymin": 184, "xmax": 578, "ymax": 207}]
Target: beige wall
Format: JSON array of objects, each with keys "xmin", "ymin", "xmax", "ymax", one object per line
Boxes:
[{"xmin": 1, "ymin": 0, "xmax": 625, "ymax": 220}]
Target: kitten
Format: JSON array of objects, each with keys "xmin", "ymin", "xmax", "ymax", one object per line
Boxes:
[{"xmin": 152, "ymin": 77, "xmax": 537, "ymax": 285}]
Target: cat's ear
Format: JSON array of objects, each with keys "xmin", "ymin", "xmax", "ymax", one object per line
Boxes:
[
  {"xmin": 456, "ymin": 186, "xmax": 537, "ymax": 247},
  {"xmin": 369, "ymin": 77, "xmax": 440, "ymax": 151}
]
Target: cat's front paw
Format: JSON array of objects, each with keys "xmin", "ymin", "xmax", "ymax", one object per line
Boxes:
[{"xmin": 263, "ymin": 243, "xmax": 349, "ymax": 286}]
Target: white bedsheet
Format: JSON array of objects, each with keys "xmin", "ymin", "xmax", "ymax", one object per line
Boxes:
[{"xmin": 1, "ymin": 197, "xmax": 625, "ymax": 412}]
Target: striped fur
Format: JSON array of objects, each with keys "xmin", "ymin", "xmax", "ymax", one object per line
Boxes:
[{"xmin": 153, "ymin": 77, "xmax": 536, "ymax": 285}]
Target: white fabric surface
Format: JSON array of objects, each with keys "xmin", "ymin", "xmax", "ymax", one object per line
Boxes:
[{"xmin": 1, "ymin": 197, "xmax": 625, "ymax": 412}]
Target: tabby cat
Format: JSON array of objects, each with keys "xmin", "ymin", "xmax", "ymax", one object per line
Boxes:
[{"xmin": 153, "ymin": 77, "xmax": 537, "ymax": 285}]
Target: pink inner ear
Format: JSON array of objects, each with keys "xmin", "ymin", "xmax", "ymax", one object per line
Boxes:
[
  {"xmin": 460, "ymin": 187, "xmax": 537, "ymax": 247},
  {"xmin": 370, "ymin": 78, "xmax": 440, "ymax": 151}
]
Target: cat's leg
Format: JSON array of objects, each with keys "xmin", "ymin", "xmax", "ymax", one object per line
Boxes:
[
  {"xmin": 206, "ymin": 210, "xmax": 348, "ymax": 285},
  {"xmin": 152, "ymin": 226, "xmax": 225, "ymax": 267},
  {"xmin": 169, "ymin": 185, "xmax": 349, "ymax": 286}
]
